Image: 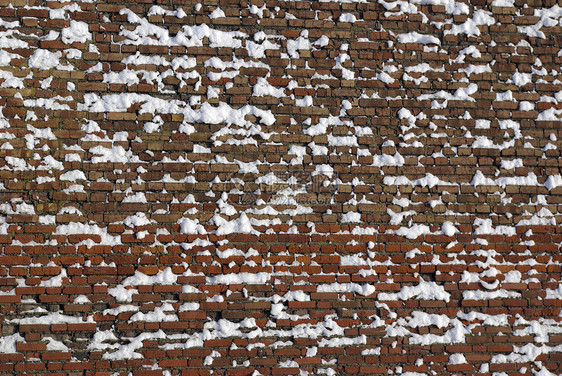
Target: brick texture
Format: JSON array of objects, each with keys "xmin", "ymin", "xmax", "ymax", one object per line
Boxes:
[{"xmin": 0, "ymin": 0, "xmax": 561, "ymax": 375}]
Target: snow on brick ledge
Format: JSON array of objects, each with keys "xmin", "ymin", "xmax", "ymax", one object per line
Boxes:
[{"xmin": 0, "ymin": 0, "xmax": 561, "ymax": 375}]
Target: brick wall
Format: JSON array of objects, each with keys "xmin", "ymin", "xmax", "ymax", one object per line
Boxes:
[{"xmin": 0, "ymin": 0, "xmax": 562, "ymax": 375}]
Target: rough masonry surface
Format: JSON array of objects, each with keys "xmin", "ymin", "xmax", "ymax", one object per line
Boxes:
[{"xmin": 0, "ymin": 0, "xmax": 562, "ymax": 375}]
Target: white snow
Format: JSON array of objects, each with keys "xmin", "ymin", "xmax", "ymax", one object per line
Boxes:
[
  {"xmin": 545, "ymin": 175, "xmax": 562, "ymax": 190},
  {"xmin": 378, "ymin": 281, "xmax": 450, "ymax": 302},
  {"xmin": 61, "ymin": 20, "xmax": 92, "ymax": 44},
  {"xmin": 60, "ymin": 170, "xmax": 87, "ymax": 181},
  {"xmin": 28, "ymin": 50, "xmax": 62, "ymax": 70},
  {"xmin": 317, "ymin": 283, "xmax": 375, "ymax": 296},
  {"xmin": 393, "ymin": 224, "xmax": 430, "ymax": 239},
  {"xmin": 0, "ymin": 334, "xmax": 24, "ymax": 353},
  {"xmin": 397, "ymin": 32, "xmax": 440, "ymax": 45},
  {"xmin": 441, "ymin": 221, "xmax": 458, "ymax": 236},
  {"xmin": 449, "ymin": 353, "xmax": 467, "ymax": 364}
]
